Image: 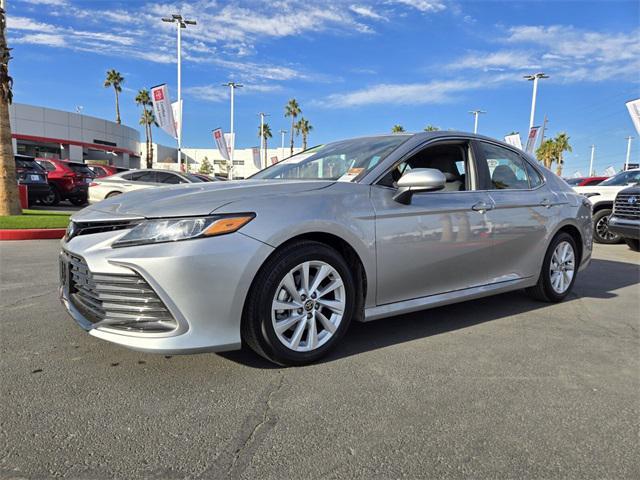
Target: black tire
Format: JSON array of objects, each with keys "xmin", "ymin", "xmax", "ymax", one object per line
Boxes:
[
  {"xmin": 106, "ymin": 191, "xmax": 122, "ymax": 198},
  {"xmin": 69, "ymin": 195, "xmax": 88, "ymax": 206},
  {"xmin": 526, "ymin": 232, "xmax": 579, "ymax": 302},
  {"xmin": 593, "ymin": 209, "xmax": 621, "ymax": 244},
  {"xmin": 624, "ymin": 238, "xmax": 640, "ymax": 252},
  {"xmin": 242, "ymin": 240, "xmax": 356, "ymax": 366},
  {"xmin": 40, "ymin": 186, "xmax": 60, "ymax": 206}
]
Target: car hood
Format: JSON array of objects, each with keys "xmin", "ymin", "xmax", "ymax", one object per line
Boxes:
[{"xmin": 74, "ymin": 180, "xmax": 334, "ymax": 221}]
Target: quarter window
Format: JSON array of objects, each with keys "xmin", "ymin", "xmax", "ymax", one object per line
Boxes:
[
  {"xmin": 524, "ymin": 161, "xmax": 543, "ymax": 188},
  {"xmin": 478, "ymin": 142, "xmax": 529, "ymax": 190}
]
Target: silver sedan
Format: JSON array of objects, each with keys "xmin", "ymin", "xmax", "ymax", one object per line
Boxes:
[{"xmin": 59, "ymin": 132, "xmax": 593, "ymax": 365}]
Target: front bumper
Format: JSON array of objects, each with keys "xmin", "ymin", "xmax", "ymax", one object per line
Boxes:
[
  {"xmin": 608, "ymin": 216, "xmax": 640, "ymax": 240},
  {"xmin": 59, "ymin": 229, "xmax": 274, "ymax": 353}
]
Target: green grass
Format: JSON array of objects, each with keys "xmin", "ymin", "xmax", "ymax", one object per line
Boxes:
[{"xmin": 0, "ymin": 209, "xmax": 71, "ymax": 229}]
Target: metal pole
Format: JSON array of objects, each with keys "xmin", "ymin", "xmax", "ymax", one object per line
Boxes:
[
  {"xmin": 468, "ymin": 110, "xmax": 485, "ymax": 134},
  {"xmin": 260, "ymin": 113, "xmax": 264, "ymax": 168},
  {"xmin": 229, "ymin": 84, "xmax": 234, "ymax": 180},
  {"xmin": 176, "ymin": 21, "xmax": 182, "ymax": 169},
  {"xmin": 589, "ymin": 145, "xmax": 595, "ymax": 177},
  {"xmin": 625, "ymin": 136, "xmax": 633, "ymax": 170},
  {"xmin": 529, "ymin": 76, "xmax": 538, "ymax": 131}
]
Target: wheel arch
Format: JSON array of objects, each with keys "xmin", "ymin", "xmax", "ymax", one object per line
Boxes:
[
  {"xmin": 592, "ymin": 201, "xmax": 613, "ymax": 213},
  {"xmin": 554, "ymin": 223, "xmax": 584, "ymax": 266}
]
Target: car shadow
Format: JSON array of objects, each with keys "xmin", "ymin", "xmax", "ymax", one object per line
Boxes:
[{"xmin": 219, "ymin": 258, "xmax": 639, "ymax": 368}]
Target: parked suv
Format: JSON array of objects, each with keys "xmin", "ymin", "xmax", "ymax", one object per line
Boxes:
[
  {"xmin": 15, "ymin": 154, "xmax": 51, "ymax": 206},
  {"xmin": 573, "ymin": 168, "xmax": 640, "ymax": 244},
  {"xmin": 608, "ymin": 186, "xmax": 640, "ymax": 251},
  {"xmin": 36, "ymin": 159, "xmax": 95, "ymax": 206}
]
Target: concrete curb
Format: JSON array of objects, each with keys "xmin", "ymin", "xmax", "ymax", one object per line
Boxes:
[{"xmin": 0, "ymin": 229, "xmax": 66, "ymax": 240}]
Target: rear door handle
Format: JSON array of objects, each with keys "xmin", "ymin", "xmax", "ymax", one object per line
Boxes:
[
  {"xmin": 539, "ymin": 198, "xmax": 552, "ymax": 208},
  {"xmin": 472, "ymin": 201, "xmax": 493, "ymax": 212}
]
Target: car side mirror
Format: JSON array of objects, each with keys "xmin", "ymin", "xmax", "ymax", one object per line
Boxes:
[{"xmin": 393, "ymin": 168, "xmax": 446, "ymax": 204}]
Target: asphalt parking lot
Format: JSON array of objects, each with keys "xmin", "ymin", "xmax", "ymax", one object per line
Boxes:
[{"xmin": 1, "ymin": 241, "xmax": 638, "ymax": 479}]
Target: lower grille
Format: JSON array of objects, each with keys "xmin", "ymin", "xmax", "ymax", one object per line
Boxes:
[
  {"xmin": 62, "ymin": 251, "xmax": 177, "ymax": 333},
  {"xmin": 614, "ymin": 194, "xmax": 640, "ymax": 220}
]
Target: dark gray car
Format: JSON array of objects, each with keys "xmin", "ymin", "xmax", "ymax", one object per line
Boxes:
[{"xmin": 60, "ymin": 132, "xmax": 593, "ymax": 365}]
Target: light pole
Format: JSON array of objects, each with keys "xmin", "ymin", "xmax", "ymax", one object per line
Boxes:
[
  {"xmin": 468, "ymin": 110, "xmax": 485, "ymax": 134},
  {"xmin": 222, "ymin": 82, "xmax": 243, "ymax": 179},
  {"xmin": 162, "ymin": 14, "xmax": 196, "ymax": 170},
  {"xmin": 524, "ymin": 73, "xmax": 549, "ymax": 131},
  {"xmin": 258, "ymin": 112, "xmax": 269, "ymax": 169},
  {"xmin": 625, "ymin": 136, "xmax": 633, "ymax": 170},
  {"xmin": 589, "ymin": 145, "xmax": 595, "ymax": 177}
]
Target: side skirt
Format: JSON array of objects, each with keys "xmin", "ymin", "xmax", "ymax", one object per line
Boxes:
[{"xmin": 362, "ymin": 277, "xmax": 535, "ymax": 322}]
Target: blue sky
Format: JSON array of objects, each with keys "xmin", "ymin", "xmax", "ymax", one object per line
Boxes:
[{"xmin": 6, "ymin": 0, "xmax": 640, "ymax": 175}]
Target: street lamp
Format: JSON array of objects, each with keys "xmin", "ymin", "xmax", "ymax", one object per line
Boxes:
[
  {"xmin": 468, "ymin": 110, "xmax": 485, "ymax": 134},
  {"xmin": 222, "ymin": 82, "xmax": 242, "ymax": 179},
  {"xmin": 258, "ymin": 112, "xmax": 270, "ymax": 169},
  {"xmin": 162, "ymin": 14, "xmax": 196, "ymax": 170},
  {"xmin": 279, "ymin": 129, "xmax": 287, "ymax": 158},
  {"xmin": 625, "ymin": 136, "xmax": 633, "ymax": 170},
  {"xmin": 524, "ymin": 73, "xmax": 548, "ymax": 131}
]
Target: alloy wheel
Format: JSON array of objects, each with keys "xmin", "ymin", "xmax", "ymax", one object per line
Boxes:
[
  {"xmin": 271, "ymin": 260, "xmax": 346, "ymax": 352},
  {"xmin": 595, "ymin": 215, "xmax": 619, "ymax": 242},
  {"xmin": 549, "ymin": 241, "xmax": 575, "ymax": 294}
]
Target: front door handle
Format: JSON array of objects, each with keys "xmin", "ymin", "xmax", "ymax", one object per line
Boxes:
[
  {"xmin": 472, "ymin": 201, "xmax": 493, "ymax": 212},
  {"xmin": 539, "ymin": 198, "xmax": 552, "ymax": 208}
]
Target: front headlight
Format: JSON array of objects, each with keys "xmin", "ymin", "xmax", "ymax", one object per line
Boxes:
[{"xmin": 112, "ymin": 214, "xmax": 255, "ymax": 248}]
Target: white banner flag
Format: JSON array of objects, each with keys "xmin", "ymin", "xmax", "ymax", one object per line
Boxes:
[
  {"xmin": 251, "ymin": 147, "xmax": 260, "ymax": 169},
  {"xmin": 525, "ymin": 126, "xmax": 541, "ymax": 154},
  {"xmin": 504, "ymin": 133, "xmax": 523, "ymax": 150},
  {"xmin": 626, "ymin": 98, "xmax": 640, "ymax": 135},
  {"xmin": 171, "ymin": 100, "xmax": 182, "ymax": 140},
  {"xmin": 212, "ymin": 128, "xmax": 230, "ymax": 161},
  {"xmin": 150, "ymin": 84, "xmax": 177, "ymax": 139},
  {"xmin": 224, "ymin": 133, "xmax": 235, "ymax": 159}
]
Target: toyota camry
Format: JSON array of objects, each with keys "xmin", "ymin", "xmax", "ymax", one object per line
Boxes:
[{"xmin": 59, "ymin": 132, "xmax": 593, "ymax": 365}]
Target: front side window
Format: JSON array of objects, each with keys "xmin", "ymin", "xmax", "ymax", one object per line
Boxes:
[
  {"xmin": 524, "ymin": 160, "xmax": 544, "ymax": 188},
  {"xmin": 478, "ymin": 142, "xmax": 530, "ymax": 190},
  {"xmin": 378, "ymin": 142, "xmax": 472, "ymax": 191},
  {"xmin": 251, "ymin": 136, "xmax": 408, "ymax": 181}
]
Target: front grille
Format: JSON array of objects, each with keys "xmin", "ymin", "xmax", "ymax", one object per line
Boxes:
[
  {"xmin": 62, "ymin": 251, "xmax": 177, "ymax": 333},
  {"xmin": 70, "ymin": 220, "xmax": 140, "ymax": 240},
  {"xmin": 613, "ymin": 193, "xmax": 640, "ymax": 219}
]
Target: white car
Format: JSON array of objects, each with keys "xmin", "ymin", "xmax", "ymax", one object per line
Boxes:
[
  {"xmin": 574, "ymin": 168, "xmax": 640, "ymax": 243},
  {"xmin": 89, "ymin": 169, "xmax": 205, "ymax": 204}
]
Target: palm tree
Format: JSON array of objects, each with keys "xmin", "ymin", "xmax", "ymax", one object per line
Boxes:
[
  {"xmin": 284, "ymin": 98, "xmax": 301, "ymax": 156},
  {"xmin": 553, "ymin": 132, "xmax": 572, "ymax": 176},
  {"xmin": 424, "ymin": 125, "xmax": 439, "ymax": 131},
  {"xmin": 0, "ymin": 7, "xmax": 21, "ymax": 215},
  {"xmin": 536, "ymin": 139, "xmax": 556, "ymax": 169},
  {"xmin": 258, "ymin": 122, "xmax": 273, "ymax": 167},
  {"xmin": 104, "ymin": 69, "xmax": 124, "ymax": 124},
  {"xmin": 295, "ymin": 117, "xmax": 313, "ymax": 150},
  {"xmin": 391, "ymin": 125, "xmax": 405, "ymax": 133},
  {"xmin": 135, "ymin": 89, "xmax": 154, "ymax": 168},
  {"xmin": 139, "ymin": 109, "xmax": 156, "ymax": 169}
]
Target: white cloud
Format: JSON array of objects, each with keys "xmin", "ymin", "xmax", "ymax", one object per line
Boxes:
[
  {"xmin": 6, "ymin": 16, "xmax": 54, "ymax": 31},
  {"xmin": 20, "ymin": 0, "xmax": 68, "ymax": 5},
  {"xmin": 185, "ymin": 83, "xmax": 282, "ymax": 102},
  {"xmin": 389, "ymin": 0, "xmax": 447, "ymax": 13},
  {"xmin": 450, "ymin": 51, "xmax": 540, "ymax": 72},
  {"xmin": 316, "ymin": 79, "xmax": 488, "ymax": 108},
  {"xmin": 349, "ymin": 5, "xmax": 387, "ymax": 21},
  {"xmin": 12, "ymin": 33, "xmax": 66, "ymax": 47}
]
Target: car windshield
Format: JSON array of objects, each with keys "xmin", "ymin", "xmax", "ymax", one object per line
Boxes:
[
  {"xmin": 68, "ymin": 163, "xmax": 94, "ymax": 175},
  {"xmin": 250, "ymin": 136, "xmax": 409, "ymax": 181},
  {"xmin": 599, "ymin": 170, "xmax": 640, "ymax": 186},
  {"xmin": 16, "ymin": 159, "xmax": 43, "ymax": 171}
]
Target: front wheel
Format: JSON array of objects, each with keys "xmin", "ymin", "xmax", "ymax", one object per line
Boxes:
[
  {"xmin": 593, "ymin": 209, "xmax": 621, "ymax": 244},
  {"xmin": 242, "ymin": 241, "xmax": 356, "ymax": 366},
  {"xmin": 526, "ymin": 232, "xmax": 579, "ymax": 302}
]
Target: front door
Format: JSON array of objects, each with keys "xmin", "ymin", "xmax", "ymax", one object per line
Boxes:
[{"xmin": 371, "ymin": 140, "xmax": 495, "ymax": 306}]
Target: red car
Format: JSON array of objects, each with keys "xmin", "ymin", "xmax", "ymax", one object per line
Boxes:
[
  {"xmin": 565, "ymin": 176, "xmax": 608, "ymax": 187},
  {"xmin": 36, "ymin": 158, "xmax": 95, "ymax": 206},
  {"xmin": 87, "ymin": 164, "xmax": 127, "ymax": 178}
]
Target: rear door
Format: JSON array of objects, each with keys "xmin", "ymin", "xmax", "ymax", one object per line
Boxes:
[
  {"xmin": 371, "ymin": 139, "xmax": 495, "ymax": 305},
  {"xmin": 474, "ymin": 140, "xmax": 554, "ymax": 283}
]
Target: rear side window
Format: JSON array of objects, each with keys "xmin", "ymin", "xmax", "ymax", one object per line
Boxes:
[
  {"xmin": 477, "ymin": 142, "xmax": 530, "ymax": 190},
  {"xmin": 524, "ymin": 161, "xmax": 543, "ymax": 188},
  {"xmin": 123, "ymin": 171, "xmax": 151, "ymax": 181},
  {"xmin": 136, "ymin": 171, "xmax": 158, "ymax": 183},
  {"xmin": 68, "ymin": 163, "xmax": 94, "ymax": 175}
]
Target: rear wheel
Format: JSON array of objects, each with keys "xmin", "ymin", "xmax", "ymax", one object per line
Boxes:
[
  {"xmin": 69, "ymin": 194, "xmax": 88, "ymax": 206},
  {"xmin": 242, "ymin": 241, "xmax": 356, "ymax": 366},
  {"xmin": 593, "ymin": 209, "xmax": 621, "ymax": 244},
  {"xmin": 526, "ymin": 232, "xmax": 578, "ymax": 302},
  {"xmin": 624, "ymin": 238, "xmax": 640, "ymax": 252},
  {"xmin": 40, "ymin": 187, "xmax": 60, "ymax": 206}
]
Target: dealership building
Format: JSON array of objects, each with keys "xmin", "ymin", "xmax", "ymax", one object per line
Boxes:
[{"xmin": 10, "ymin": 103, "xmax": 298, "ymax": 178}]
